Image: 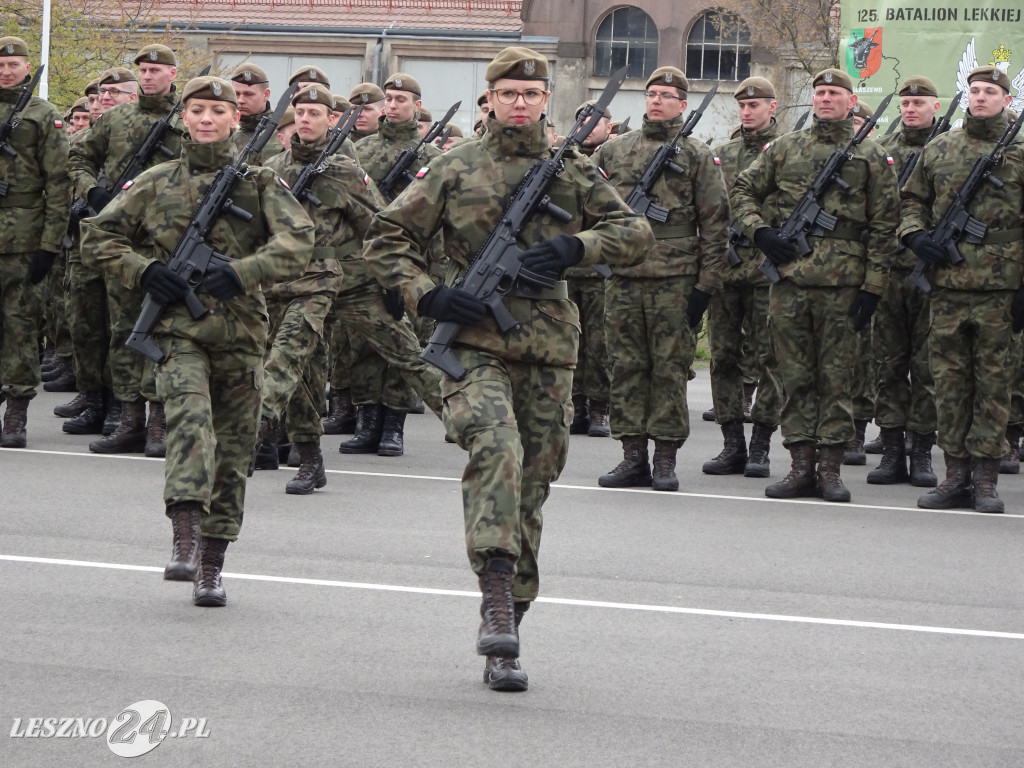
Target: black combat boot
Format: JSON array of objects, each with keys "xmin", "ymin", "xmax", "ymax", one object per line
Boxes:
[
  {"xmin": 816, "ymin": 445, "xmax": 851, "ymax": 502},
  {"xmin": 702, "ymin": 407, "xmax": 716, "ymax": 422},
  {"xmin": 866, "ymin": 427, "xmax": 909, "ymax": 484},
  {"xmin": 250, "ymin": 417, "xmax": 279, "ymax": 472},
  {"xmin": 41, "ymin": 355, "xmax": 69, "ymax": 384},
  {"xmin": 765, "ymin": 441, "xmax": 817, "ymax": 498},
  {"xmin": 972, "ymin": 458, "xmax": 1005, "ymax": 514},
  {"xmin": 377, "ymin": 407, "xmax": 407, "ymax": 456},
  {"xmin": 864, "ymin": 428, "xmax": 884, "ymax": 454},
  {"xmin": 89, "ymin": 399, "xmax": 146, "ymax": 453},
  {"xmin": 286, "ymin": 442, "xmax": 301, "ymax": 467},
  {"xmin": 339, "ymin": 404, "xmax": 384, "ymax": 454},
  {"xmin": 484, "ymin": 601, "xmax": 529, "ymax": 692},
  {"xmin": 144, "ymin": 402, "xmax": 166, "ymax": 458},
  {"xmin": 286, "ymin": 442, "xmax": 327, "ymax": 494},
  {"xmin": 569, "ymin": 393, "xmax": 589, "ymax": 435},
  {"xmin": 908, "ymin": 431, "xmax": 938, "ymax": 487},
  {"xmin": 842, "ymin": 419, "xmax": 868, "ymax": 465},
  {"xmin": 321, "ymin": 388, "xmax": 356, "ymax": 434},
  {"xmin": 54, "ymin": 391, "xmax": 89, "ymax": 418},
  {"xmin": 477, "ymin": 557, "xmax": 518, "ymax": 657},
  {"xmin": 652, "ymin": 439, "xmax": 683, "ymax": 491},
  {"xmin": 587, "ymin": 400, "xmax": 610, "ymax": 437},
  {"xmin": 193, "ymin": 537, "xmax": 229, "ymax": 607},
  {"xmin": 702, "ymin": 421, "xmax": 747, "ymax": 475},
  {"xmin": 43, "ymin": 358, "xmax": 76, "ymax": 392},
  {"xmin": 743, "ymin": 382, "xmax": 755, "ymax": 423},
  {"xmin": 163, "ymin": 502, "xmax": 202, "ymax": 581},
  {"xmin": 598, "ymin": 436, "xmax": 652, "ymax": 488},
  {"xmin": 62, "ymin": 391, "xmax": 106, "ymax": 434},
  {"xmin": 102, "ymin": 397, "xmax": 122, "ymax": 436},
  {"xmin": 744, "ymin": 422, "xmax": 775, "ymax": 478},
  {"xmin": 917, "ymin": 453, "xmax": 973, "ymax": 509},
  {"xmin": 999, "ymin": 424, "xmax": 1021, "ymax": 474},
  {"xmin": 0, "ymin": 396, "xmax": 29, "ymax": 448}
]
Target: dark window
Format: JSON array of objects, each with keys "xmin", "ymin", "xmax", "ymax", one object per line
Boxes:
[
  {"xmin": 593, "ymin": 7, "xmax": 659, "ymax": 79},
  {"xmin": 686, "ymin": 10, "xmax": 751, "ymax": 81}
]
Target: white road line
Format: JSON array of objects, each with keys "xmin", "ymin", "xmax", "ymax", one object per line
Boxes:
[
  {"xmin": 2, "ymin": 554, "xmax": 1022, "ymax": 640},
  {"xmin": 9, "ymin": 447, "xmax": 1024, "ymax": 518}
]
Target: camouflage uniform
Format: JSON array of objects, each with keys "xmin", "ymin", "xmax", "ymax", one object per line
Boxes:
[
  {"xmin": 0, "ymin": 75, "xmax": 70, "ymax": 434},
  {"xmin": 81, "ymin": 136, "xmax": 315, "ymax": 539},
  {"xmin": 363, "ymin": 118, "xmax": 652, "ymax": 602},
  {"xmin": 231, "ymin": 105, "xmax": 285, "ymax": 165}
]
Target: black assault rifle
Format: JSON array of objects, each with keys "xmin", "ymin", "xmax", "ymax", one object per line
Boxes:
[
  {"xmin": 420, "ymin": 66, "xmax": 628, "ymax": 380},
  {"xmin": 907, "ymin": 105, "xmax": 1024, "ymax": 293},
  {"xmin": 125, "ymin": 84, "xmax": 296, "ymax": 363},
  {"xmin": 758, "ymin": 92, "xmax": 893, "ymax": 283},
  {"xmin": 0, "ymin": 65, "xmax": 45, "ymax": 197},
  {"xmin": 625, "ymin": 84, "xmax": 718, "ymax": 222},
  {"xmin": 377, "ymin": 100, "xmax": 460, "ymax": 202},
  {"xmin": 288, "ymin": 104, "xmax": 363, "ymax": 207}
]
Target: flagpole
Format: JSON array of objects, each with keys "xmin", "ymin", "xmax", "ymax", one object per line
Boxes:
[{"xmin": 40, "ymin": 0, "xmax": 51, "ymax": 99}]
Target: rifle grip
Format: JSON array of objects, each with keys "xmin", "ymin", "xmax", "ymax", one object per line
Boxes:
[
  {"xmin": 184, "ymin": 290, "xmax": 209, "ymax": 320},
  {"xmin": 306, "ymin": 191, "xmax": 323, "ymax": 208},
  {"xmin": 487, "ymin": 295, "xmax": 520, "ymax": 333},
  {"xmin": 907, "ymin": 261, "xmax": 932, "ymax": 293},
  {"xmin": 420, "ymin": 339, "xmax": 467, "ymax": 380},
  {"xmin": 666, "ymin": 161, "xmax": 685, "ymax": 175},
  {"xmin": 156, "ymin": 142, "xmax": 175, "ymax": 159},
  {"xmin": 758, "ymin": 258, "xmax": 781, "ymax": 284},
  {"xmin": 542, "ymin": 197, "xmax": 573, "ymax": 223}
]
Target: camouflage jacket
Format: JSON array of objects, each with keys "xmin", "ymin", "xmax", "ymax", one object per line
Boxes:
[
  {"xmin": 362, "ymin": 118, "xmax": 654, "ymax": 367},
  {"xmin": 80, "ymin": 136, "xmax": 315, "ymax": 356},
  {"xmin": 264, "ymin": 134, "xmax": 384, "ymax": 299},
  {"xmin": 231, "ymin": 105, "xmax": 285, "ymax": 166},
  {"xmin": 592, "ymin": 114, "xmax": 729, "ymax": 290},
  {"xmin": 732, "ymin": 114, "xmax": 898, "ymax": 294},
  {"xmin": 900, "ymin": 110, "xmax": 1024, "ymax": 291},
  {"xmin": 712, "ymin": 117, "xmax": 782, "ymax": 283},
  {"xmin": 69, "ymin": 89, "xmax": 184, "ymax": 199},
  {"xmin": 0, "ymin": 82, "xmax": 71, "ymax": 253},
  {"xmin": 349, "ymin": 126, "xmax": 377, "ymax": 144},
  {"xmin": 878, "ymin": 122, "xmax": 932, "ymax": 271},
  {"xmin": 354, "ymin": 116, "xmax": 440, "ymax": 196}
]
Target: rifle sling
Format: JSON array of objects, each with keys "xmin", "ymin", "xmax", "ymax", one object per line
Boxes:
[
  {"xmin": 652, "ymin": 222, "xmax": 697, "ymax": 240},
  {"xmin": 816, "ymin": 225, "xmax": 866, "ymax": 241},
  {"xmin": 971, "ymin": 227, "xmax": 1023, "ymax": 245},
  {"xmin": 511, "ymin": 279, "xmax": 569, "ymax": 301}
]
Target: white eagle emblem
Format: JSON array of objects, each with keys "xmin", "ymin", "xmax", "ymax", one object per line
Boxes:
[
  {"xmin": 523, "ymin": 60, "xmax": 536, "ymax": 76},
  {"xmin": 212, "ymin": 80, "xmax": 222, "ymax": 97},
  {"xmin": 954, "ymin": 37, "xmax": 1024, "ymax": 127},
  {"xmin": 394, "ymin": 77, "xmax": 403, "ymax": 89},
  {"xmin": 824, "ymin": 72, "xmax": 833, "ymax": 84},
  {"xmin": 149, "ymin": 51, "xmax": 158, "ymax": 61},
  {"xmin": 308, "ymin": 69, "xmax": 317, "ymax": 80},
  {"xmin": 746, "ymin": 86, "xmax": 754, "ymax": 97},
  {"xmin": 243, "ymin": 72, "xmax": 252, "ymax": 82}
]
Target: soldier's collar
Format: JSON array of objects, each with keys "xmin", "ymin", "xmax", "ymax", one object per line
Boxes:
[
  {"xmin": 741, "ymin": 116, "xmax": 779, "ymax": 146},
  {"xmin": 483, "ymin": 118, "xmax": 549, "ymax": 158},
  {"xmin": 900, "ymin": 121, "xmax": 933, "ymax": 146},
  {"xmin": 810, "ymin": 113, "xmax": 855, "ymax": 143},
  {"xmin": 181, "ymin": 136, "xmax": 235, "ymax": 171},
  {"xmin": 379, "ymin": 116, "xmax": 419, "ymax": 142},
  {"xmin": 641, "ymin": 113, "xmax": 685, "ymax": 141},
  {"xmin": 138, "ymin": 89, "xmax": 178, "ymax": 114},
  {"xmin": 290, "ymin": 132, "xmax": 331, "ymax": 162}
]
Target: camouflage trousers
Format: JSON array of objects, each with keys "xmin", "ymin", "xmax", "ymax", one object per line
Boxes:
[
  {"xmin": 850, "ymin": 329, "xmax": 875, "ymax": 422},
  {"xmin": 568, "ymin": 275, "xmax": 610, "ymax": 401},
  {"xmin": 928, "ymin": 288, "xmax": 1017, "ymax": 460},
  {"xmin": 442, "ymin": 347, "xmax": 572, "ymax": 603},
  {"xmin": 326, "ymin": 309, "xmax": 352, "ymax": 391},
  {"xmin": 44, "ymin": 251, "xmax": 72, "ymax": 357},
  {"xmin": 0, "ymin": 252, "xmax": 42, "ymax": 399},
  {"xmin": 606, "ymin": 275, "xmax": 697, "ymax": 441},
  {"xmin": 349, "ymin": 328, "xmax": 418, "ymax": 410},
  {"xmin": 154, "ymin": 336, "xmax": 263, "ymax": 541},
  {"xmin": 67, "ymin": 262, "xmax": 110, "ymax": 392},
  {"xmin": 708, "ymin": 281, "xmax": 782, "ymax": 426},
  {"xmin": 872, "ymin": 271, "xmax": 935, "ymax": 432},
  {"xmin": 1008, "ymin": 337, "xmax": 1024, "ymax": 426},
  {"xmin": 769, "ymin": 283, "xmax": 861, "ymax": 447},
  {"xmin": 262, "ymin": 293, "xmax": 333, "ymax": 443},
  {"xmin": 333, "ymin": 288, "xmax": 442, "ymax": 416},
  {"xmin": 105, "ymin": 275, "xmax": 154, "ymax": 403}
]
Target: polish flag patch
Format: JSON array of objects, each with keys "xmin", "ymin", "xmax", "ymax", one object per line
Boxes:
[
  {"xmin": 363, "ymin": 172, "xmax": 370, "ymax": 185},
  {"xmin": 54, "ymin": 119, "xmax": 63, "ymax": 128},
  {"xmin": 886, "ymin": 156, "xmax": 894, "ymax": 165},
  {"xmin": 278, "ymin": 177, "xmax": 291, "ymax": 189},
  {"xmin": 415, "ymin": 166, "xmax": 430, "ymax": 179},
  {"xmin": 713, "ymin": 156, "xmax": 721, "ymax": 165},
  {"xmin": 597, "ymin": 166, "xmax": 609, "ymax": 179},
  {"xmin": 122, "ymin": 180, "xmax": 134, "ymax": 190}
]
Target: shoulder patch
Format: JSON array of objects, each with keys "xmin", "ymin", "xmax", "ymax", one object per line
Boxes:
[
  {"xmin": 121, "ymin": 180, "xmax": 134, "ymax": 191},
  {"xmin": 278, "ymin": 177, "xmax": 291, "ymax": 190},
  {"xmin": 53, "ymin": 119, "xmax": 63, "ymax": 129},
  {"xmin": 886, "ymin": 156, "xmax": 894, "ymax": 165},
  {"xmin": 415, "ymin": 166, "xmax": 430, "ymax": 179},
  {"xmin": 763, "ymin": 142, "xmax": 772, "ymax": 151},
  {"xmin": 713, "ymin": 156, "xmax": 721, "ymax": 165},
  {"xmin": 363, "ymin": 172, "xmax": 371, "ymax": 185},
  {"xmin": 597, "ymin": 166, "xmax": 609, "ymax": 179}
]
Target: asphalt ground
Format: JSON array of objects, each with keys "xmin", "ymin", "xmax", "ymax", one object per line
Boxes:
[{"xmin": 2, "ymin": 370, "xmax": 1022, "ymax": 767}]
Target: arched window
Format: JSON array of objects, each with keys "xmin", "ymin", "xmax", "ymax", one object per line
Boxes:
[
  {"xmin": 686, "ymin": 11, "xmax": 751, "ymax": 81},
  {"xmin": 593, "ymin": 6, "xmax": 659, "ymax": 79}
]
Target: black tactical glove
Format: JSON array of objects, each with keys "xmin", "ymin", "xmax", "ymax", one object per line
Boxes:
[
  {"xmin": 383, "ymin": 289, "xmax": 405, "ymax": 321},
  {"xmin": 519, "ymin": 234, "xmax": 584, "ymax": 276},
  {"xmin": 203, "ymin": 264, "xmax": 244, "ymax": 300},
  {"xmin": 28, "ymin": 249, "xmax": 58, "ymax": 284},
  {"xmin": 686, "ymin": 288, "xmax": 712, "ymax": 329},
  {"xmin": 140, "ymin": 262, "xmax": 190, "ymax": 305},
  {"xmin": 848, "ymin": 290, "xmax": 881, "ymax": 332},
  {"xmin": 753, "ymin": 227, "xmax": 797, "ymax": 266},
  {"xmin": 904, "ymin": 230, "xmax": 945, "ymax": 265},
  {"xmin": 1012, "ymin": 288, "xmax": 1024, "ymax": 333},
  {"xmin": 417, "ymin": 284, "xmax": 487, "ymax": 326},
  {"xmin": 86, "ymin": 185, "xmax": 115, "ymax": 213}
]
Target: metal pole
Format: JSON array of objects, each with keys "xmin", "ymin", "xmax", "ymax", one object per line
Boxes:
[{"xmin": 40, "ymin": 0, "xmax": 51, "ymax": 99}]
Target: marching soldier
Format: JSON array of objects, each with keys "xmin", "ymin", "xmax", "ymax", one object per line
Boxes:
[
  {"xmin": 0, "ymin": 36, "xmax": 71, "ymax": 448},
  {"xmin": 81, "ymin": 75, "xmax": 315, "ymax": 605},
  {"xmin": 229, "ymin": 63, "xmax": 284, "ymax": 164},
  {"xmin": 66, "ymin": 98, "xmax": 91, "ymax": 134},
  {"xmin": 348, "ymin": 82, "xmax": 384, "ymax": 142}
]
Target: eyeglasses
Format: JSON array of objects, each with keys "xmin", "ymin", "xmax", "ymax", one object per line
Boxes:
[
  {"xmin": 99, "ymin": 87, "xmax": 132, "ymax": 97},
  {"xmin": 644, "ymin": 90, "xmax": 684, "ymax": 102},
  {"xmin": 490, "ymin": 88, "xmax": 548, "ymax": 106}
]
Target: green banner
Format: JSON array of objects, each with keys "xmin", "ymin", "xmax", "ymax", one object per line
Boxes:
[{"xmin": 840, "ymin": 1, "xmax": 1024, "ymax": 127}]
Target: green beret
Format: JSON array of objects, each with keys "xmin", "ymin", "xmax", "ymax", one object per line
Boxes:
[
  {"xmin": 734, "ymin": 76, "xmax": 776, "ymax": 100},
  {"xmin": 418, "ymin": 107, "xmax": 432, "ymax": 122},
  {"xmin": 574, "ymin": 99, "xmax": 611, "ymax": 121},
  {"xmin": 230, "ymin": 64, "xmax": 269, "ymax": 86},
  {"xmin": 968, "ymin": 65, "xmax": 1011, "ymax": 93},
  {"xmin": 99, "ymin": 67, "xmax": 137, "ymax": 86},
  {"xmin": 384, "ymin": 72, "xmax": 422, "ymax": 96},
  {"xmin": 134, "ymin": 44, "xmax": 176, "ymax": 67},
  {"xmin": 70, "ymin": 96, "xmax": 89, "ymax": 113},
  {"xmin": 812, "ymin": 68, "xmax": 854, "ymax": 92},
  {"xmin": 898, "ymin": 76, "xmax": 937, "ymax": 97},
  {"xmin": 477, "ymin": 90, "xmax": 489, "ymax": 107},
  {"xmin": 291, "ymin": 84, "xmax": 334, "ymax": 110},
  {"xmin": 0, "ymin": 37, "xmax": 29, "ymax": 58},
  {"xmin": 485, "ymin": 47, "xmax": 549, "ymax": 83},
  {"xmin": 850, "ymin": 100, "xmax": 873, "ymax": 120},
  {"xmin": 610, "ymin": 120, "xmax": 631, "ymax": 135},
  {"xmin": 181, "ymin": 76, "xmax": 237, "ymax": 105},
  {"xmin": 332, "ymin": 94, "xmax": 350, "ymax": 112},
  {"xmin": 349, "ymin": 82, "xmax": 385, "ymax": 105},
  {"xmin": 289, "ymin": 65, "xmax": 330, "ymax": 88},
  {"xmin": 646, "ymin": 66, "xmax": 688, "ymax": 93},
  {"xmin": 278, "ymin": 106, "xmax": 295, "ymax": 128},
  {"xmin": 445, "ymin": 123, "xmax": 463, "ymax": 138},
  {"xmin": 84, "ymin": 78, "xmax": 101, "ymax": 96}
]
